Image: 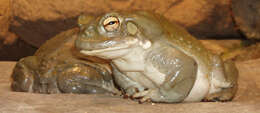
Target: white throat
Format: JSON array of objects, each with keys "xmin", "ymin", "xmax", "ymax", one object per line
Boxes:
[{"xmin": 112, "ymin": 46, "xmax": 147, "ymax": 72}]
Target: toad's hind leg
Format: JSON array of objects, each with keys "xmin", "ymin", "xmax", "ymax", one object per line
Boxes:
[
  {"xmin": 11, "ymin": 56, "xmax": 62, "ymax": 93},
  {"xmin": 204, "ymin": 57, "xmax": 238, "ymax": 102},
  {"xmin": 56, "ymin": 63, "xmax": 119, "ymax": 94},
  {"xmin": 11, "ymin": 56, "xmax": 118, "ymax": 94},
  {"xmin": 11, "ymin": 56, "xmax": 40, "ymax": 92}
]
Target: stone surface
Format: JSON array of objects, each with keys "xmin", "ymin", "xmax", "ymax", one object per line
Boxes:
[
  {"xmin": 0, "ymin": 58, "xmax": 260, "ymax": 112},
  {"xmin": 0, "ymin": 0, "xmax": 16, "ymax": 45},
  {"xmin": 0, "ymin": 0, "xmax": 36, "ymax": 61},
  {"xmin": 232, "ymin": 0, "xmax": 260, "ymax": 39},
  {"xmin": 11, "ymin": 0, "xmax": 239, "ymax": 47},
  {"xmin": 0, "ymin": 38, "xmax": 36, "ymax": 61}
]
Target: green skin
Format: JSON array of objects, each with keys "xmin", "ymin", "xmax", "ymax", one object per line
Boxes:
[
  {"xmin": 75, "ymin": 11, "xmax": 238, "ymax": 103},
  {"xmin": 11, "ymin": 28, "xmax": 119, "ymax": 94}
]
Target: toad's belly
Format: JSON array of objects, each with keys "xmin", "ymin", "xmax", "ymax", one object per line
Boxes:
[{"xmin": 184, "ymin": 67, "xmax": 210, "ymax": 102}]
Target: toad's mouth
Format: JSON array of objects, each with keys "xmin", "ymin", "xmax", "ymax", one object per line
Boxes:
[
  {"xmin": 80, "ymin": 44, "xmax": 130, "ymax": 55},
  {"xmin": 76, "ymin": 36, "xmax": 139, "ymax": 55}
]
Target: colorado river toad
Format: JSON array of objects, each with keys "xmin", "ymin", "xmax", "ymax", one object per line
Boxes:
[
  {"xmin": 11, "ymin": 28, "xmax": 119, "ymax": 94},
  {"xmin": 75, "ymin": 11, "xmax": 238, "ymax": 103}
]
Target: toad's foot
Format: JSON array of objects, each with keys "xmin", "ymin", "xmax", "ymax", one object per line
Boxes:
[
  {"xmin": 132, "ymin": 89, "xmax": 161, "ymax": 103},
  {"xmin": 203, "ymin": 84, "xmax": 238, "ymax": 102},
  {"xmin": 122, "ymin": 86, "xmax": 141, "ymax": 98}
]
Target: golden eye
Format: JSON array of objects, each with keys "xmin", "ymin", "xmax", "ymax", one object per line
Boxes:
[{"xmin": 103, "ymin": 17, "xmax": 119, "ymax": 31}]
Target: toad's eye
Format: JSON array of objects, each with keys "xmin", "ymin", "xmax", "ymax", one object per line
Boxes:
[{"xmin": 103, "ymin": 17, "xmax": 119, "ymax": 31}]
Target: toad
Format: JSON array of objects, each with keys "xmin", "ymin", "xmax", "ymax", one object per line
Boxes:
[{"xmin": 75, "ymin": 11, "xmax": 238, "ymax": 103}]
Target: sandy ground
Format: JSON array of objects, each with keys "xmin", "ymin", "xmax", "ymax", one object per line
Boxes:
[{"xmin": 0, "ymin": 57, "xmax": 259, "ymax": 113}]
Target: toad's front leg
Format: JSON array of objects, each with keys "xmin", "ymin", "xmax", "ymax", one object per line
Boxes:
[
  {"xmin": 132, "ymin": 63, "xmax": 197, "ymax": 103},
  {"xmin": 111, "ymin": 63, "xmax": 146, "ymax": 97},
  {"xmin": 132, "ymin": 75, "xmax": 195, "ymax": 103}
]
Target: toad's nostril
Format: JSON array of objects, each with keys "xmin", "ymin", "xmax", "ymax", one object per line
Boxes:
[
  {"xmin": 83, "ymin": 25, "xmax": 97, "ymax": 38},
  {"xmin": 84, "ymin": 30, "xmax": 91, "ymax": 36},
  {"xmin": 87, "ymin": 25, "xmax": 94, "ymax": 30},
  {"xmin": 83, "ymin": 30, "xmax": 96, "ymax": 38}
]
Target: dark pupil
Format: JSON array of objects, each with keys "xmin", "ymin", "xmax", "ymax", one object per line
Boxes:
[{"xmin": 108, "ymin": 21, "xmax": 117, "ymax": 25}]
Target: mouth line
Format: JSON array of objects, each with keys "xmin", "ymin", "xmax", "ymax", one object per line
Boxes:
[
  {"xmin": 80, "ymin": 36, "xmax": 111, "ymax": 42},
  {"xmin": 79, "ymin": 38, "xmax": 139, "ymax": 55},
  {"xmin": 80, "ymin": 45, "xmax": 130, "ymax": 55}
]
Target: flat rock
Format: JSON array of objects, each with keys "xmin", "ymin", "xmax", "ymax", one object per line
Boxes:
[
  {"xmin": 0, "ymin": 59, "xmax": 259, "ymax": 113},
  {"xmin": 0, "ymin": 0, "xmax": 17, "ymax": 46},
  {"xmin": 232, "ymin": 0, "xmax": 260, "ymax": 39},
  {"xmin": 0, "ymin": 0, "xmax": 35, "ymax": 61},
  {"xmin": 0, "ymin": 0, "xmax": 13, "ymax": 43}
]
